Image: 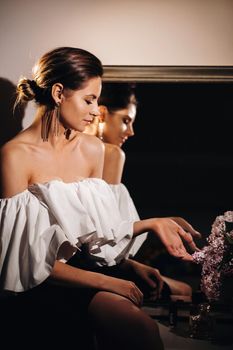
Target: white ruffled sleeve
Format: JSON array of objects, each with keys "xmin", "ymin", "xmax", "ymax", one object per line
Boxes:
[
  {"xmin": 0, "ymin": 191, "xmax": 77, "ymax": 293},
  {"xmin": 109, "ymin": 183, "xmax": 148, "ymax": 257}
]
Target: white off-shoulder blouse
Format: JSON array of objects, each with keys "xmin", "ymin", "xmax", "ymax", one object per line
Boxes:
[
  {"xmin": 109, "ymin": 183, "xmax": 148, "ymax": 257},
  {"xmin": 0, "ymin": 178, "xmax": 147, "ymax": 292}
]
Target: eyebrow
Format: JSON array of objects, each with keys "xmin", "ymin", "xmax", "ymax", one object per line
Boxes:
[
  {"xmin": 85, "ymin": 94, "xmax": 97, "ymax": 99},
  {"xmin": 116, "ymin": 113, "xmax": 133, "ymax": 120}
]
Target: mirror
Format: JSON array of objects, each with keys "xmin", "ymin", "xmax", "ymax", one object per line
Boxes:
[{"xmin": 102, "ymin": 66, "xmax": 233, "ymax": 235}]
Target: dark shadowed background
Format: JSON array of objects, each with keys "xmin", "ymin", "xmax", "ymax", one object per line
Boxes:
[
  {"xmin": 121, "ymin": 82, "xmax": 233, "ymax": 285},
  {"xmin": 122, "ymin": 82, "xmax": 233, "ymax": 235}
]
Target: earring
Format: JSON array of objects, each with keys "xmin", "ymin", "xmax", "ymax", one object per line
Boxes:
[
  {"xmin": 97, "ymin": 119, "xmax": 105, "ymax": 141},
  {"xmin": 41, "ymin": 102, "xmax": 60, "ymax": 142},
  {"xmin": 41, "ymin": 108, "xmax": 53, "ymax": 142},
  {"xmin": 53, "ymin": 102, "xmax": 60, "ymax": 137}
]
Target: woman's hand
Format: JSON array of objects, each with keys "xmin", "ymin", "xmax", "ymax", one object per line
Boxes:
[
  {"xmin": 151, "ymin": 217, "xmax": 201, "ymax": 261},
  {"xmin": 125, "ymin": 259, "xmax": 164, "ymax": 299},
  {"xmin": 100, "ymin": 273, "xmax": 144, "ymax": 307},
  {"xmin": 169, "ymin": 217, "xmax": 201, "ymax": 236}
]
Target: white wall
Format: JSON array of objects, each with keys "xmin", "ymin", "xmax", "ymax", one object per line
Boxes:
[{"xmin": 1, "ymin": 0, "xmax": 233, "ymax": 125}]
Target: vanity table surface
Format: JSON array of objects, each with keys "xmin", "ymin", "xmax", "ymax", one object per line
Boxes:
[
  {"xmin": 157, "ymin": 322, "xmax": 233, "ymax": 350},
  {"xmin": 142, "ymin": 300, "xmax": 233, "ymax": 350}
]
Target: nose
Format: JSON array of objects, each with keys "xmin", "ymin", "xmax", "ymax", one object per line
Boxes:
[
  {"xmin": 90, "ymin": 104, "xmax": 100, "ymax": 117},
  {"xmin": 126, "ymin": 124, "xmax": 134, "ymax": 137}
]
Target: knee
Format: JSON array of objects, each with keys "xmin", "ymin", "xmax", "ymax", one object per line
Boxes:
[
  {"xmin": 88, "ymin": 291, "xmax": 142, "ymax": 323},
  {"xmin": 88, "ymin": 291, "xmax": 163, "ymax": 349}
]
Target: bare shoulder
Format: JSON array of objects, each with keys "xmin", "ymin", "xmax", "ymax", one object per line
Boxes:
[
  {"xmin": 102, "ymin": 144, "xmax": 125, "ymax": 184},
  {"xmin": 0, "ymin": 139, "xmax": 25, "ymax": 164},
  {"xmin": 0, "ymin": 138, "xmax": 31, "ymax": 197},
  {"xmin": 80, "ymin": 133, "xmax": 105, "ymax": 157},
  {"xmin": 104, "ymin": 143, "xmax": 125, "ymax": 162}
]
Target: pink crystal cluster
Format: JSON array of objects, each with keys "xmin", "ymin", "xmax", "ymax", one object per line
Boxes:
[{"xmin": 192, "ymin": 211, "xmax": 233, "ymax": 301}]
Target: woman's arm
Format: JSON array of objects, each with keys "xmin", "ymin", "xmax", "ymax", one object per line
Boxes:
[{"xmin": 49, "ymin": 261, "xmax": 143, "ymax": 306}]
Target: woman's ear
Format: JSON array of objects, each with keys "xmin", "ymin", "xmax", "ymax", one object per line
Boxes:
[
  {"xmin": 98, "ymin": 105, "xmax": 108, "ymax": 122},
  {"xmin": 51, "ymin": 83, "xmax": 64, "ymax": 104}
]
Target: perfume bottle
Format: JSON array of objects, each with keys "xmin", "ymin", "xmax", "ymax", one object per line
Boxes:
[
  {"xmin": 169, "ymin": 301, "xmax": 177, "ymax": 329},
  {"xmin": 189, "ymin": 292, "xmax": 213, "ymax": 340}
]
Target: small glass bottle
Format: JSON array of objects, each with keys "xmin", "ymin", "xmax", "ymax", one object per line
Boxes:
[
  {"xmin": 169, "ymin": 301, "xmax": 177, "ymax": 329},
  {"xmin": 189, "ymin": 292, "xmax": 213, "ymax": 340}
]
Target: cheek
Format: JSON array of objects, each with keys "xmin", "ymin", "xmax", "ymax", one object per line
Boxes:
[
  {"xmin": 62, "ymin": 100, "xmax": 74, "ymax": 112},
  {"xmin": 60, "ymin": 102, "xmax": 84, "ymax": 126},
  {"xmin": 70, "ymin": 100, "xmax": 82, "ymax": 113},
  {"xmin": 121, "ymin": 124, "xmax": 127, "ymax": 133}
]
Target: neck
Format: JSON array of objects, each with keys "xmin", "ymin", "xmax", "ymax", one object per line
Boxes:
[{"xmin": 32, "ymin": 106, "xmax": 75, "ymax": 145}]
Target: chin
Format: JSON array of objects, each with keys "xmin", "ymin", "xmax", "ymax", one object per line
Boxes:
[{"xmin": 76, "ymin": 125, "xmax": 86, "ymax": 133}]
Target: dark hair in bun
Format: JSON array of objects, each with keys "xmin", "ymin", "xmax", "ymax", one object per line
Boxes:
[{"xmin": 16, "ymin": 46, "xmax": 103, "ymax": 107}]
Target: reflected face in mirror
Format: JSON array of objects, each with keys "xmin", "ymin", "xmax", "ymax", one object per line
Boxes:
[{"xmin": 102, "ymin": 103, "xmax": 136, "ymax": 147}]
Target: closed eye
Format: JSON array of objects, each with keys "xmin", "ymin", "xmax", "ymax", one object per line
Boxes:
[{"xmin": 85, "ymin": 100, "xmax": 93, "ymax": 105}]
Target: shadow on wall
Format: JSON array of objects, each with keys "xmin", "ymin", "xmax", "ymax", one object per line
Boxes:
[{"xmin": 0, "ymin": 78, "xmax": 25, "ymax": 147}]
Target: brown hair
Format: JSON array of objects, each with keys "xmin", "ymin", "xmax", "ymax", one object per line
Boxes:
[
  {"xmin": 16, "ymin": 47, "xmax": 103, "ymax": 107},
  {"xmin": 98, "ymin": 83, "xmax": 137, "ymax": 113}
]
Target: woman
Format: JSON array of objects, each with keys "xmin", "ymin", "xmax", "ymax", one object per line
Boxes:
[
  {"xmin": 85, "ymin": 82, "xmax": 199, "ymax": 299},
  {"xmin": 0, "ymin": 47, "xmax": 199, "ymax": 349}
]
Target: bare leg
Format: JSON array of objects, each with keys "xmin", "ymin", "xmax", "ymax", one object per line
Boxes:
[{"xmin": 88, "ymin": 291, "xmax": 164, "ymax": 350}]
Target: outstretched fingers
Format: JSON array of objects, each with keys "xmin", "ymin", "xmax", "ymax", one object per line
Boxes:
[
  {"xmin": 176, "ymin": 226, "xmax": 200, "ymax": 252},
  {"xmin": 171, "ymin": 217, "xmax": 202, "ymax": 238}
]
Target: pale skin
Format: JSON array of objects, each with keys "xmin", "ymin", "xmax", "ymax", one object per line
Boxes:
[
  {"xmin": 85, "ymin": 100, "xmax": 202, "ymax": 299},
  {"xmin": 1, "ymin": 77, "xmax": 199, "ymax": 307}
]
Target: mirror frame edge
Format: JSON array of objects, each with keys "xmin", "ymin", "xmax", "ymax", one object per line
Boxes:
[{"xmin": 103, "ymin": 66, "xmax": 233, "ymax": 82}]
